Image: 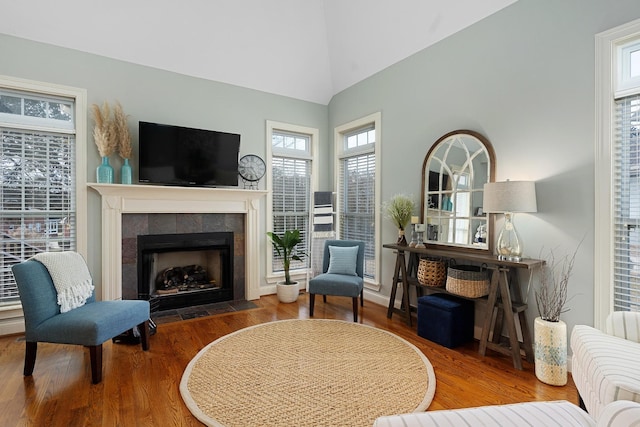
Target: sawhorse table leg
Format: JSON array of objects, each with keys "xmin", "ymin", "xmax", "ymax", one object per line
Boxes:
[
  {"xmin": 386, "ymin": 249, "xmax": 412, "ymax": 326},
  {"xmin": 479, "ymin": 266, "xmax": 531, "ymax": 370}
]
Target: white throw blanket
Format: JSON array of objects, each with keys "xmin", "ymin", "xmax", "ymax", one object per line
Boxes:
[{"xmin": 32, "ymin": 251, "xmax": 94, "ymax": 313}]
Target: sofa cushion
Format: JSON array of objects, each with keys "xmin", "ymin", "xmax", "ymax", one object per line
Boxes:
[
  {"xmin": 571, "ymin": 324, "xmax": 640, "ymax": 419},
  {"xmin": 606, "ymin": 311, "xmax": 640, "ymax": 343},
  {"xmin": 308, "ymin": 273, "xmax": 363, "ymax": 297},
  {"xmin": 372, "ymin": 401, "xmax": 594, "ymax": 427},
  {"xmin": 30, "ymin": 300, "xmax": 150, "ymax": 346},
  {"xmin": 597, "ymin": 400, "xmax": 640, "ymax": 427}
]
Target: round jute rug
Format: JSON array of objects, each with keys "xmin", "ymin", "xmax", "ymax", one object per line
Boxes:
[{"xmin": 180, "ymin": 319, "xmax": 436, "ymax": 427}]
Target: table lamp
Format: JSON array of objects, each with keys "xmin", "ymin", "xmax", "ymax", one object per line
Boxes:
[{"xmin": 483, "ymin": 180, "xmax": 537, "ymax": 261}]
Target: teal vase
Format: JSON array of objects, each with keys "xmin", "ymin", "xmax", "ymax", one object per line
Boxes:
[
  {"xmin": 121, "ymin": 158, "xmax": 132, "ymax": 184},
  {"xmin": 96, "ymin": 156, "xmax": 114, "ymax": 183}
]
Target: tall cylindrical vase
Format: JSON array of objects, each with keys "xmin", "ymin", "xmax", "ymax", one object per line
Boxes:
[
  {"xmin": 121, "ymin": 158, "xmax": 132, "ymax": 184},
  {"xmin": 96, "ymin": 156, "xmax": 114, "ymax": 183},
  {"xmin": 534, "ymin": 317, "xmax": 567, "ymax": 386}
]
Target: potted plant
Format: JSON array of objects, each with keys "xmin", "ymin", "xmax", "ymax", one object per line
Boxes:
[
  {"xmin": 383, "ymin": 194, "xmax": 415, "ymax": 246},
  {"xmin": 266, "ymin": 229, "xmax": 305, "ymax": 303},
  {"xmin": 533, "ymin": 243, "xmax": 580, "ymax": 386}
]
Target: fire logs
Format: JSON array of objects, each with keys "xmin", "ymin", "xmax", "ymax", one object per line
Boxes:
[{"xmin": 155, "ymin": 264, "xmax": 217, "ymax": 294}]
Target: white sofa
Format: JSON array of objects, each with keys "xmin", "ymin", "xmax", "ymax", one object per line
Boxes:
[
  {"xmin": 571, "ymin": 311, "xmax": 640, "ymax": 419},
  {"xmin": 372, "ymin": 400, "xmax": 640, "ymax": 427}
]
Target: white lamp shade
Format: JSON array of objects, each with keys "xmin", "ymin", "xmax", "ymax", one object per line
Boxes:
[{"xmin": 483, "ymin": 181, "xmax": 537, "ymax": 213}]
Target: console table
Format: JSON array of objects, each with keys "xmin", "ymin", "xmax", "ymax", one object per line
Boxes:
[{"xmin": 383, "ymin": 243, "xmax": 544, "ymax": 370}]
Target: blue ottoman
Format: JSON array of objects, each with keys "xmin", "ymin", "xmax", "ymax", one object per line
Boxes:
[{"xmin": 417, "ymin": 293, "xmax": 474, "ymax": 348}]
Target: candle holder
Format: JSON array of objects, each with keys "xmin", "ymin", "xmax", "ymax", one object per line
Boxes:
[
  {"xmin": 415, "ymin": 223, "xmax": 426, "ymax": 248},
  {"xmin": 409, "ymin": 223, "xmax": 418, "ymax": 247}
]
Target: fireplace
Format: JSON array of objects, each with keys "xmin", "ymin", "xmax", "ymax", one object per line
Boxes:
[
  {"xmin": 88, "ymin": 184, "xmax": 266, "ymax": 302},
  {"xmin": 138, "ymin": 232, "xmax": 234, "ymax": 311}
]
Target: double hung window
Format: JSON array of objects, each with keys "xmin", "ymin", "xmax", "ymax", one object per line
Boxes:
[
  {"xmin": 266, "ymin": 121, "xmax": 317, "ymax": 281},
  {"xmin": 595, "ymin": 20, "xmax": 640, "ymax": 326},
  {"xmin": 335, "ymin": 113, "xmax": 381, "ymax": 285},
  {"xmin": 0, "ymin": 78, "xmax": 86, "ymax": 310}
]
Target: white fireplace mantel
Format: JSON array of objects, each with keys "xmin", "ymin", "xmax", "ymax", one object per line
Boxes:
[{"xmin": 88, "ymin": 184, "xmax": 267, "ymax": 302}]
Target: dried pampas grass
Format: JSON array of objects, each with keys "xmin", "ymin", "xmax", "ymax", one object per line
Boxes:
[
  {"xmin": 113, "ymin": 102, "xmax": 132, "ymax": 159},
  {"xmin": 91, "ymin": 101, "xmax": 132, "ymax": 159},
  {"xmin": 91, "ymin": 102, "xmax": 117, "ymax": 157}
]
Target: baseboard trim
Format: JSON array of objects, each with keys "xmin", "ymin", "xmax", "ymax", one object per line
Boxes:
[{"xmin": 0, "ymin": 317, "xmax": 25, "ymax": 336}]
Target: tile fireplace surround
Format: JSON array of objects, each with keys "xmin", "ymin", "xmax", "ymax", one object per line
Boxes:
[{"xmin": 88, "ymin": 184, "xmax": 267, "ymax": 302}]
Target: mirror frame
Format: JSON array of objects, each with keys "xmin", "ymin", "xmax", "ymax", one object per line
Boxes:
[{"xmin": 419, "ymin": 129, "xmax": 496, "ymax": 253}]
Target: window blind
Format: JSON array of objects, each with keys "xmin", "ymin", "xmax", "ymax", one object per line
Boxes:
[
  {"xmin": 613, "ymin": 93, "xmax": 640, "ymax": 311},
  {"xmin": 271, "ymin": 156, "xmax": 311, "ymax": 272},
  {"xmin": 0, "ymin": 90, "xmax": 76, "ymax": 306},
  {"xmin": 339, "ymin": 152, "xmax": 375, "ymax": 279}
]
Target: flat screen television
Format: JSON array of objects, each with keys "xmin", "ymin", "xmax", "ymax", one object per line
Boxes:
[{"xmin": 138, "ymin": 121, "xmax": 240, "ymax": 187}]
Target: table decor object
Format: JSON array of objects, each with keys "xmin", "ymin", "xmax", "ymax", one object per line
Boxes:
[
  {"xmin": 91, "ymin": 102, "xmax": 117, "ymax": 183},
  {"xmin": 534, "ymin": 242, "xmax": 579, "ymax": 386},
  {"xmin": 113, "ymin": 102, "xmax": 132, "ymax": 184},
  {"xmin": 483, "ymin": 180, "xmax": 537, "ymax": 261},
  {"xmin": 384, "ymin": 194, "xmax": 415, "ymax": 246}
]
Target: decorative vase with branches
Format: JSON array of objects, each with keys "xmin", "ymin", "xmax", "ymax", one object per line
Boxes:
[
  {"xmin": 91, "ymin": 102, "xmax": 118, "ymax": 183},
  {"xmin": 383, "ymin": 194, "xmax": 415, "ymax": 246},
  {"xmin": 91, "ymin": 100, "xmax": 133, "ymax": 184},
  {"xmin": 113, "ymin": 102, "xmax": 133, "ymax": 184},
  {"xmin": 533, "ymin": 241, "xmax": 581, "ymax": 386}
]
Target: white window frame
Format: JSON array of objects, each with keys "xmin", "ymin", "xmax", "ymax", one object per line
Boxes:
[
  {"xmin": 0, "ymin": 75, "xmax": 87, "ymax": 335},
  {"xmin": 265, "ymin": 120, "xmax": 318, "ymax": 287},
  {"xmin": 595, "ymin": 18, "xmax": 640, "ymax": 330},
  {"xmin": 334, "ymin": 112, "xmax": 382, "ymax": 291}
]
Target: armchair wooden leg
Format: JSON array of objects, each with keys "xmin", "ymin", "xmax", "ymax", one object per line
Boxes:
[
  {"xmin": 352, "ymin": 297, "xmax": 358, "ymax": 322},
  {"xmin": 139, "ymin": 320, "xmax": 150, "ymax": 351},
  {"xmin": 89, "ymin": 344, "xmax": 103, "ymax": 384},
  {"xmin": 360, "ymin": 289, "xmax": 364, "ymax": 306},
  {"xmin": 24, "ymin": 341, "xmax": 37, "ymax": 376},
  {"xmin": 323, "ymin": 295, "xmax": 327, "ymax": 303},
  {"xmin": 309, "ymin": 293, "xmax": 315, "ymax": 316}
]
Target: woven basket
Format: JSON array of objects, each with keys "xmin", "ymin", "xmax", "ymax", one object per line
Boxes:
[
  {"xmin": 445, "ymin": 265, "xmax": 489, "ymax": 298},
  {"xmin": 417, "ymin": 258, "xmax": 446, "ymax": 287}
]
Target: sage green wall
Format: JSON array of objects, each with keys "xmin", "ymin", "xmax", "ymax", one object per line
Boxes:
[
  {"xmin": 4, "ymin": 0, "xmax": 640, "ymax": 340},
  {"xmin": 328, "ymin": 0, "xmax": 640, "ymax": 336},
  {"xmin": 0, "ymin": 33, "xmax": 329, "ymax": 298}
]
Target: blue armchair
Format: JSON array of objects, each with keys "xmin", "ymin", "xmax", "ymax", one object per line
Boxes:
[
  {"xmin": 308, "ymin": 240, "xmax": 365, "ymax": 322},
  {"xmin": 11, "ymin": 256, "xmax": 151, "ymax": 384}
]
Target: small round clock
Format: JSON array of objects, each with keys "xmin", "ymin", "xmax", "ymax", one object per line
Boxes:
[{"xmin": 238, "ymin": 154, "xmax": 266, "ymax": 183}]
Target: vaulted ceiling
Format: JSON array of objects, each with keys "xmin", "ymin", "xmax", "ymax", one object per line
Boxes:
[{"xmin": 1, "ymin": 0, "xmax": 517, "ymax": 104}]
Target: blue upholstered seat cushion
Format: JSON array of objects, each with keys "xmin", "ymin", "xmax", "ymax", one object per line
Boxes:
[
  {"xmin": 326, "ymin": 245, "xmax": 359, "ymax": 276},
  {"xmin": 28, "ymin": 300, "xmax": 150, "ymax": 346},
  {"xmin": 308, "ymin": 273, "xmax": 363, "ymax": 297}
]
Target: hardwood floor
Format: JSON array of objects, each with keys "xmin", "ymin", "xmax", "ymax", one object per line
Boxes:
[{"xmin": 0, "ymin": 294, "xmax": 578, "ymax": 426}]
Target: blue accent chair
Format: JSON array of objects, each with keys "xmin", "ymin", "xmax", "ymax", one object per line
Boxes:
[
  {"xmin": 11, "ymin": 258, "xmax": 151, "ymax": 384},
  {"xmin": 308, "ymin": 240, "xmax": 365, "ymax": 322}
]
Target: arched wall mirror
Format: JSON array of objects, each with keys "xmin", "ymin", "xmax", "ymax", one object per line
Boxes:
[{"xmin": 420, "ymin": 130, "xmax": 496, "ymax": 252}]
